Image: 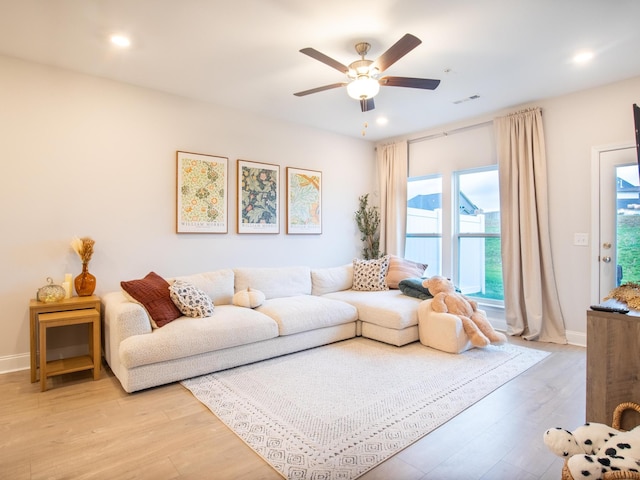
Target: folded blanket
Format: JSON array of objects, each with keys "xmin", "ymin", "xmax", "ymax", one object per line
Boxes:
[{"xmin": 398, "ymin": 277, "xmax": 433, "ymax": 300}]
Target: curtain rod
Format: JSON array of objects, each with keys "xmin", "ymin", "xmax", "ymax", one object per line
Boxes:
[{"xmin": 407, "ymin": 120, "xmax": 493, "ymax": 145}]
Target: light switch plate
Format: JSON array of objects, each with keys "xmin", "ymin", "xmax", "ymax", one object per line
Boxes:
[{"xmin": 574, "ymin": 233, "xmax": 589, "ymax": 246}]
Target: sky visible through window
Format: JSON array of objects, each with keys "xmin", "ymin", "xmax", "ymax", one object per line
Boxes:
[{"xmin": 408, "ymin": 170, "xmax": 500, "ymax": 213}]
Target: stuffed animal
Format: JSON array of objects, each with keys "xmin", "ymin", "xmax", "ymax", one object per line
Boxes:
[
  {"xmin": 544, "ymin": 423, "xmax": 621, "ymax": 457},
  {"xmin": 544, "ymin": 422, "xmax": 640, "ymax": 479},
  {"xmin": 422, "ymin": 275, "xmax": 507, "ymax": 347}
]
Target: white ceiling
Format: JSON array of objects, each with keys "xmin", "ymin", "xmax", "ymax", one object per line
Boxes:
[{"xmin": 1, "ymin": 0, "xmax": 639, "ymax": 141}]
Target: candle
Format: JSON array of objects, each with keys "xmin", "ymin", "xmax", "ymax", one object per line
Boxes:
[
  {"xmin": 62, "ymin": 281, "xmax": 72, "ymax": 299},
  {"xmin": 64, "ymin": 273, "xmax": 72, "ymax": 298}
]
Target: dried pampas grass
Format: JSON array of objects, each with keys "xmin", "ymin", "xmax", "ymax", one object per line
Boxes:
[
  {"xmin": 604, "ymin": 282, "xmax": 640, "ymax": 310},
  {"xmin": 71, "ymin": 236, "xmax": 95, "ymax": 264}
]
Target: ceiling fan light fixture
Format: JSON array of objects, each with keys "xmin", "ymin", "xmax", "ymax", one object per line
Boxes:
[{"xmin": 347, "ymin": 76, "xmax": 380, "ymax": 100}]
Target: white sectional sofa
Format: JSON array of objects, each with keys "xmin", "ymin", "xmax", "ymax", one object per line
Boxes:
[{"xmin": 103, "ymin": 262, "xmax": 439, "ymax": 393}]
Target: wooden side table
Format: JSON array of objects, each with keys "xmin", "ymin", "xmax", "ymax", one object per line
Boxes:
[
  {"xmin": 38, "ymin": 308, "xmax": 100, "ymax": 391},
  {"xmin": 29, "ymin": 295, "xmax": 102, "ymax": 387}
]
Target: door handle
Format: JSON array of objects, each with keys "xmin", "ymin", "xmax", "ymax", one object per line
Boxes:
[{"xmin": 602, "ymin": 256, "xmax": 612, "ymax": 263}]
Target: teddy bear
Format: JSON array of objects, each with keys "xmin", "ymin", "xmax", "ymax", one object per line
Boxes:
[
  {"xmin": 544, "ymin": 422, "xmax": 640, "ymax": 479},
  {"xmin": 422, "ymin": 275, "xmax": 507, "ymax": 347}
]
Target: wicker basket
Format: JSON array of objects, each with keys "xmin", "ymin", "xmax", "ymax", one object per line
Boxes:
[{"xmin": 561, "ymin": 402, "xmax": 640, "ymax": 480}]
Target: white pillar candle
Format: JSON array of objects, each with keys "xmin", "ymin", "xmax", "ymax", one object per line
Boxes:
[
  {"xmin": 64, "ymin": 273, "xmax": 73, "ymax": 298},
  {"xmin": 62, "ymin": 281, "xmax": 72, "ymax": 299}
]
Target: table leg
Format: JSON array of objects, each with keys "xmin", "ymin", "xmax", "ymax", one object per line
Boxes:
[
  {"xmin": 39, "ymin": 322, "xmax": 47, "ymax": 392},
  {"xmin": 30, "ymin": 311, "xmax": 37, "ymax": 383},
  {"xmin": 91, "ymin": 318, "xmax": 100, "ymax": 380}
]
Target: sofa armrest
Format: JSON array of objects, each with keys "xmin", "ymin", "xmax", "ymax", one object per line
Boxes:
[
  {"xmin": 103, "ymin": 291, "xmax": 153, "ymax": 374},
  {"xmin": 417, "ymin": 299, "xmax": 473, "ymax": 354}
]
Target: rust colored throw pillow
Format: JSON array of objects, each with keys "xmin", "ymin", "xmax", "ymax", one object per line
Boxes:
[
  {"xmin": 121, "ymin": 272, "xmax": 181, "ymax": 328},
  {"xmin": 385, "ymin": 255, "xmax": 428, "ymax": 289}
]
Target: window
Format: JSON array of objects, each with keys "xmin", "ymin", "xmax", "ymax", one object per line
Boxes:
[
  {"xmin": 406, "ymin": 166, "xmax": 503, "ymax": 304},
  {"xmin": 455, "ymin": 168, "xmax": 503, "ymax": 302},
  {"xmin": 406, "ymin": 175, "xmax": 442, "ymax": 273}
]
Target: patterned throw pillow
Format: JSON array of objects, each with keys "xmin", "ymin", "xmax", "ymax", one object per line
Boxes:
[
  {"xmin": 169, "ymin": 280, "xmax": 215, "ymax": 318},
  {"xmin": 352, "ymin": 255, "xmax": 391, "ymax": 291}
]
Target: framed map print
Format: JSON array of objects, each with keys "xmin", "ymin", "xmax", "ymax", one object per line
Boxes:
[
  {"xmin": 237, "ymin": 159, "xmax": 280, "ymax": 234},
  {"xmin": 176, "ymin": 151, "xmax": 228, "ymax": 233},
  {"xmin": 286, "ymin": 167, "xmax": 322, "ymax": 234}
]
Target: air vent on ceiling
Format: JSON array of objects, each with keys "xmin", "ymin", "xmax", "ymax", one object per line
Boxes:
[{"xmin": 453, "ymin": 94, "xmax": 480, "ymax": 104}]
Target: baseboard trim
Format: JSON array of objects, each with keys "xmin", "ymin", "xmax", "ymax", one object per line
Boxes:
[
  {"xmin": 0, "ymin": 353, "xmax": 30, "ymax": 374},
  {"xmin": 565, "ymin": 330, "xmax": 586, "ymax": 348}
]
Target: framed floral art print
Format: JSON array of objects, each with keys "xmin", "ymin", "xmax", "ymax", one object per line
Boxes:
[
  {"xmin": 237, "ymin": 159, "xmax": 280, "ymax": 234},
  {"xmin": 176, "ymin": 151, "xmax": 228, "ymax": 233},
  {"xmin": 286, "ymin": 167, "xmax": 322, "ymax": 234}
]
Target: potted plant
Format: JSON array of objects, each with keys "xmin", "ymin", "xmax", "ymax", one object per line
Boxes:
[{"xmin": 355, "ymin": 194, "xmax": 381, "ymax": 259}]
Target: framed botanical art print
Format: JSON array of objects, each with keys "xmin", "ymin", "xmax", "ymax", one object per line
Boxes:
[
  {"xmin": 286, "ymin": 167, "xmax": 322, "ymax": 234},
  {"xmin": 176, "ymin": 151, "xmax": 228, "ymax": 233},
  {"xmin": 237, "ymin": 159, "xmax": 280, "ymax": 234}
]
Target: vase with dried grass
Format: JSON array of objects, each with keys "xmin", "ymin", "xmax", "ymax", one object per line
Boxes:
[{"xmin": 71, "ymin": 236, "xmax": 96, "ymax": 296}]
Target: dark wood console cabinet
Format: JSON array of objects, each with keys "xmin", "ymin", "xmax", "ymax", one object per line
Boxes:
[{"xmin": 586, "ymin": 309, "xmax": 640, "ymax": 430}]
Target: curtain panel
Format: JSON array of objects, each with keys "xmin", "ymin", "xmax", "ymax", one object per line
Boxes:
[
  {"xmin": 494, "ymin": 108, "xmax": 566, "ymax": 343},
  {"xmin": 376, "ymin": 141, "xmax": 408, "ymax": 257}
]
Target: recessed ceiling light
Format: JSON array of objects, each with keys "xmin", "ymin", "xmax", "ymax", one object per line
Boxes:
[
  {"xmin": 573, "ymin": 51, "xmax": 594, "ymax": 64},
  {"xmin": 110, "ymin": 34, "xmax": 131, "ymax": 48},
  {"xmin": 376, "ymin": 117, "xmax": 388, "ymax": 126}
]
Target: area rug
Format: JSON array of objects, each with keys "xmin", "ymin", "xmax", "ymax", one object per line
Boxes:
[{"xmin": 181, "ymin": 338, "xmax": 549, "ymax": 479}]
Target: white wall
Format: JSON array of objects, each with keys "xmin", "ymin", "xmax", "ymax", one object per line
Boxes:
[
  {"xmin": 0, "ymin": 55, "xmax": 375, "ymax": 371},
  {"xmin": 385, "ymin": 75, "xmax": 640, "ymax": 346}
]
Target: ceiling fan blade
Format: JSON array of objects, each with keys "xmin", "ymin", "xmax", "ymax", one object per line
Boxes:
[
  {"xmin": 294, "ymin": 82, "xmax": 347, "ymax": 97},
  {"xmin": 300, "ymin": 48, "xmax": 349, "ymax": 74},
  {"xmin": 371, "ymin": 33, "xmax": 422, "ymax": 73},
  {"xmin": 360, "ymin": 98, "xmax": 375, "ymax": 112},
  {"xmin": 379, "ymin": 76, "xmax": 441, "ymax": 90}
]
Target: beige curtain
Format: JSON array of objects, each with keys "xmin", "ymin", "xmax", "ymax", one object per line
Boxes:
[
  {"xmin": 494, "ymin": 108, "xmax": 566, "ymax": 343},
  {"xmin": 376, "ymin": 141, "xmax": 408, "ymax": 257}
]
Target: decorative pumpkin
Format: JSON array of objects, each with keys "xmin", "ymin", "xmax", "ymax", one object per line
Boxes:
[
  {"xmin": 232, "ymin": 287, "xmax": 265, "ymax": 309},
  {"xmin": 37, "ymin": 277, "xmax": 66, "ymax": 303}
]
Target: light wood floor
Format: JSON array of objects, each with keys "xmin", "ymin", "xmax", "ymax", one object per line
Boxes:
[{"xmin": 0, "ymin": 338, "xmax": 585, "ymax": 480}]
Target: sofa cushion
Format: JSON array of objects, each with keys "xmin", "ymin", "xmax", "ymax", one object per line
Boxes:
[
  {"xmin": 323, "ymin": 289, "xmax": 422, "ymax": 330},
  {"xmin": 386, "ymin": 256, "xmax": 427, "ymax": 289},
  {"xmin": 120, "ymin": 272, "xmax": 181, "ymax": 328},
  {"xmin": 311, "ymin": 264, "xmax": 353, "ymax": 295},
  {"xmin": 173, "ymin": 269, "xmax": 234, "ymax": 306},
  {"xmin": 169, "ymin": 280, "xmax": 215, "ymax": 318},
  {"xmin": 119, "ymin": 305, "xmax": 279, "ymax": 368},
  {"xmin": 256, "ymin": 295, "xmax": 357, "ymax": 336},
  {"xmin": 234, "ymin": 266, "xmax": 311, "ymax": 299},
  {"xmin": 352, "ymin": 256, "xmax": 390, "ymax": 291}
]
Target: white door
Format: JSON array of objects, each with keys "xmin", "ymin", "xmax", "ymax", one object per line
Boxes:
[{"xmin": 594, "ymin": 144, "xmax": 640, "ymax": 301}]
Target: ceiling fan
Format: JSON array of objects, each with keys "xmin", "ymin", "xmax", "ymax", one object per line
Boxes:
[{"xmin": 294, "ymin": 33, "xmax": 440, "ymax": 112}]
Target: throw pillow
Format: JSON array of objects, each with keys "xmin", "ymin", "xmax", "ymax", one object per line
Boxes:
[
  {"xmin": 386, "ymin": 255, "xmax": 428, "ymax": 289},
  {"xmin": 232, "ymin": 287, "xmax": 266, "ymax": 308},
  {"xmin": 121, "ymin": 272, "xmax": 182, "ymax": 328},
  {"xmin": 169, "ymin": 279, "xmax": 215, "ymax": 318},
  {"xmin": 352, "ymin": 255, "xmax": 391, "ymax": 291}
]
